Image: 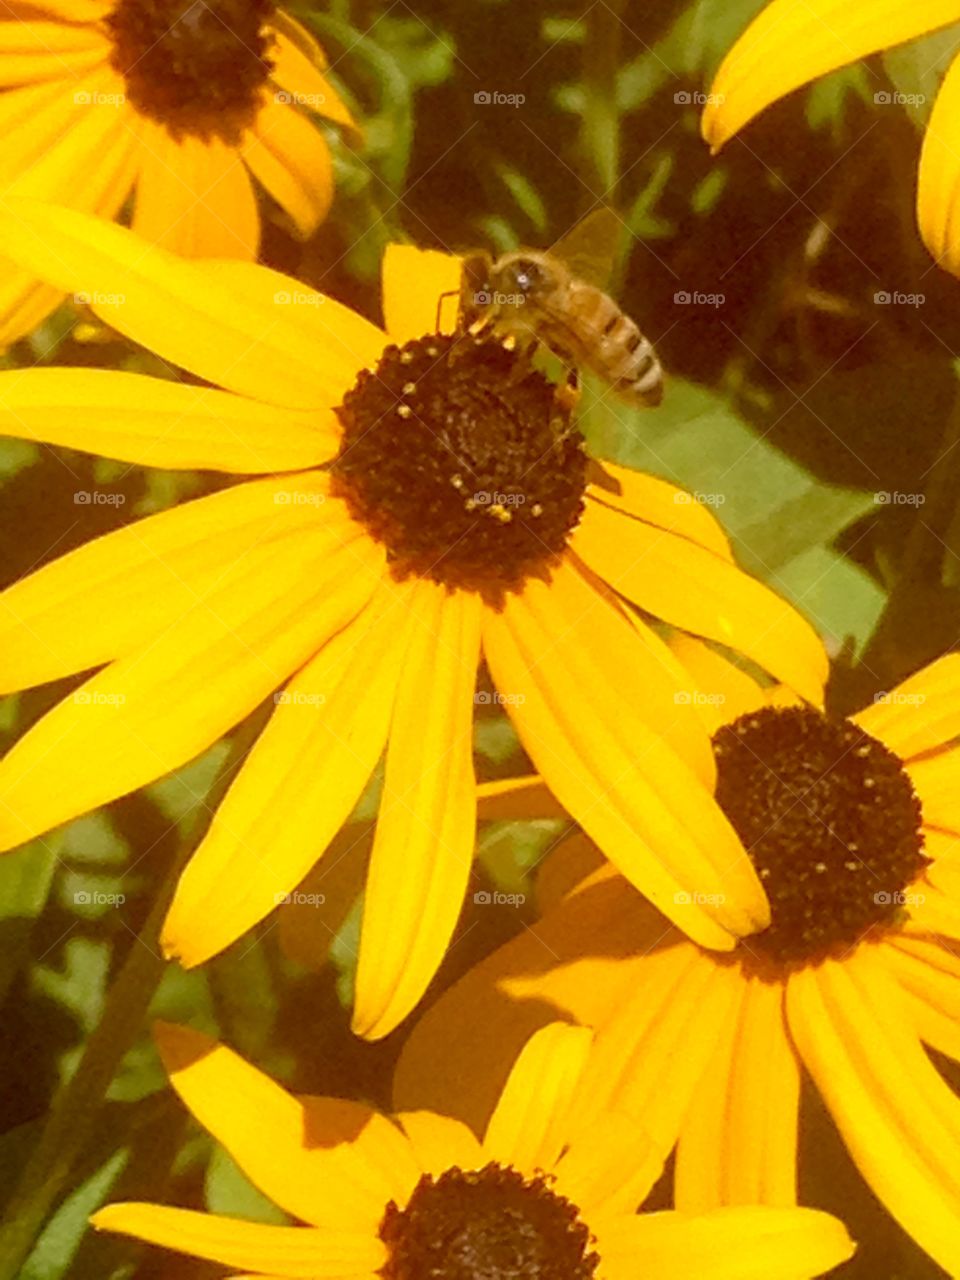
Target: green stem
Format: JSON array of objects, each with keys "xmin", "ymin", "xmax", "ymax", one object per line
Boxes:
[
  {"xmin": 581, "ymin": 0, "xmax": 623, "ymax": 200},
  {"xmin": 0, "ymin": 716, "xmax": 264, "ymax": 1280}
]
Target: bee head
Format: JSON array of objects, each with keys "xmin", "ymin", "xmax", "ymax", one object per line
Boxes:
[{"xmin": 495, "ymin": 256, "xmax": 549, "ymax": 300}]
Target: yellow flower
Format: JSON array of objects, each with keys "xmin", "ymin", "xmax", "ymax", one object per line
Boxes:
[
  {"xmin": 0, "ymin": 202, "xmax": 826, "ymax": 1039},
  {"xmin": 702, "ymin": 1, "xmax": 960, "ymax": 274},
  {"xmin": 0, "ymin": 0, "xmax": 352, "ymax": 346},
  {"xmin": 397, "ymin": 642, "xmax": 960, "ymax": 1274},
  {"xmin": 90, "ymin": 1020, "xmax": 855, "ymax": 1279}
]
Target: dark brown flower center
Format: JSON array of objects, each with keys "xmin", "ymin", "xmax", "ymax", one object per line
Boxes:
[
  {"xmin": 713, "ymin": 706, "xmax": 927, "ymax": 972},
  {"xmin": 332, "ymin": 334, "xmax": 587, "ymax": 599},
  {"xmin": 106, "ymin": 0, "xmax": 275, "ymax": 144},
  {"xmin": 379, "ymin": 1163, "xmax": 599, "ymax": 1280}
]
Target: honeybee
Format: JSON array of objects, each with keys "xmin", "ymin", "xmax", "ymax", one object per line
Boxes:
[{"xmin": 456, "ymin": 208, "xmax": 663, "ymax": 408}]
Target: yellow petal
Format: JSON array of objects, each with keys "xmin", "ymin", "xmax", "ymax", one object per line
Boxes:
[
  {"xmin": 242, "ymin": 90, "xmax": 333, "ymax": 238},
  {"xmin": 587, "ymin": 464, "xmax": 733, "ymax": 560},
  {"xmin": 919, "ymin": 53, "xmax": 960, "ymax": 274},
  {"xmin": 394, "ymin": 875, "xmax": 673, "ymax": 1131},
  {"xmin": 162, "ymin": 578, "xmax": 410, "ymax": 968},
  {"xmin": 553, "ymin": 1111, "xmax": 665, "ymax": 1219},
  {"xmin": 200, "ymin": 259, "xmax": 387, "ymax": 398},
  {"xmin": 0, "ymin": 473, "xmax": 336, "ymax": 693},
  {"xmin": 0, "ymin": 524, "xmax": 382, "ymax": 851},
  {"xmin": 91, "ymin": 1204, "xmax": 384, "ymax": 1278},
  {"xmin": 603, "ymin": 1206, "xmax": 854, "ymax": 1279},
  {"xmin": 574, "ymin": 498, "xmax": 827, "ymax": 703},
  {"xmin": 0, "ymin": 72, "xmax": 105, "ymax": 184},
  {"xmin": 0, "ymin": 71, "xmax": 139, "ymax": 345},
  {"xmin": 132, "ymin": 119, "xmax": 259, "ymax": 259},
  {"xmin": 395, "ymin": 1110, "xmax": 484, "ymax": 1177},
  {"xmin": 381, "ymin": 244, "xmax": 462, "ymax": 342},
  {"xmin": 29, "ymin": 0, "xmax": 110, "ymax": 18},
  {"xmin": 907, "ymin": 746, "xmax": 960, "ymax": 833},
  {"xmin": 880, "ymin": 934, "xmax": 960, "ymax": 1061},
  {"xmin": 476, "ymin": 774, "xmax": 567, "ymax": 820},
  {"xmin": 675, "ymin": 974, "xmax": 798, "ymax": 1210},
  {"xmin": 0, "ymin": 20, "xmax": 108, "ymax": 85},
  {"xmin": 903, "ymin": 875, "xmax": 960, "ymax": 940},
  {"xmin": 703, "ymin": 0, "xmax": 960, "ymax": 151},
  {"xmin": 667, "ymin": 634, "xmax": 769, "ymax": 729},
  {"xmin": 0, "ymin": 368, "xmax": 337, "ymax": 471},
  {"xmin": 786, "ymin": 947, "xmax": 960, "ymax": 1274},
  {"xmin": 483, "ymin": 557, "xmax": 769, "ymax": 949},
  {"xmin": 0, "ymin": 200, "xmax": 339, "ymax": 410},
  {"xmin": 352, "ymin": 584, "xmax": 482, "ymax": 1039},
  {"xmin": 483, "ymin": 1023, "xmax": 593, "ymax": 1177},
  {"xmin": 153, "ymin": 1022, "xmax": 414, "ymax": 1232},
  {"xmin": 268, "ymin": 24, "xmax": 358, "ymax": 132},
  {"xmin": 572, "ymin": 944, "xmax": 741, "ymax": 1166},
  {"xmin": 855, "ymin": 653, "xmax": 960, "ymax": 759}
]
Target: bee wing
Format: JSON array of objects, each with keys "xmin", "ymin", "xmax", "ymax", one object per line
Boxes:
[{"xmin": 548, "ymin": 207, "xmax": 624, "ymax": 289}]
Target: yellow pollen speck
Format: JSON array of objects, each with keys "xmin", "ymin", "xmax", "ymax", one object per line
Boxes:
[
  {"xmin": 402, "ymin": 381, "xmax": 417, "ymax": 395},
  {"xmin": 451, "ymin": 474, "xmax": 464, "ymax": 489},
  {"xmin": 464, "ymin": 498, "xmax": 477, "ymax": 511},
  {"xmin": 397, "ymin": 404, "xmax": 413, "ymax": 419},
  {"xmin": 490, "ymin": 503, "xmax": 512, "ymax": 523},
  {"xmin": 501, "ymin": 334, "xmax": 517, "ymax": 351},
  {"xmin": 531, "ymin": 503, "xmax": 543, "ymax": 517},
  {"xmin": 844, "ymin": 861, "xmax": 859, "ymax": 871},
  {"xmin": 814, "ymin": 862, "xmax": 827, "ymax": 873},
  {"xmin": 426, "ymin": 346, "xmax": 438, "ymax": 357},
  {"xmin": 856, "ymin": 746, "xmax": 871, "ymax": 757},
  {"xmin": 864, "ymin": 778, "xmax": 876, "ymax": 789},
  {"xmin": 400, "ymin": 350, "xmax": 415, "ymax": 363}
]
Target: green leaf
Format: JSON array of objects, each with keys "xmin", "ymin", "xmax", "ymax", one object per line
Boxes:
[
  {"xmin": 883, "ymin": 24, "xmax": 960, "ymax": 128},
  {"xmin": 774, "ymin": 545, "xmax": 886, "ymax": 655},
  {"xmin": 20, "ymin": 1149, "xmax": 127, "ymax": 1280},
  {"xmin": 474, "ymin": 713, "xmax": 522, "ymax": 765},
  {"xmin": 581, "ymin": 377, "xmax": 881, "ymax": 647},
  {"xmin": 205, "ymin": 1146, "xmax": 288, "ymax": 1225},
  {"xmin": 145, "ymin": 740, "xmax": 232, "ymax": 830},
  {"xmin": 0, "ymin": 841, "xmax": 58, "ymax": 1007},
  {"xmin": 477, "ymin": 820, "xmax": 567, "ymax": 895},
  {"xmin": 0, "ymin": 437, "xmax": 39, "ymax": 481}
]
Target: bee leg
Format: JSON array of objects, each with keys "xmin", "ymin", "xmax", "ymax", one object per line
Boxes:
[
  {"xmin": 553, "ymin": 363, "xmax": 581, "ymax": 413},
  {"xmin": 434, "ymin": 289, "xmax": 462, "ymax": 334}
]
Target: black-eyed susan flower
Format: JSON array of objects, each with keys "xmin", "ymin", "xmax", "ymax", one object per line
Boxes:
[
  {"xmin": 702, "ymin": 2, "xmax": 960, "ymax": 274},
  {"xmin": 396, "ymin": 640, "xmax": 960, "ymax": 1273},
  {"xmin": 0, "ymin": 201, "xmax": 827, "ymax": 1039},
  {"xmin": 0, "ymin": 0, "xmax": 352, "ymax": 346},
  {"xmin": 91, "ymin": 1020, "xmax": 855, "ymax": 1279}
]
